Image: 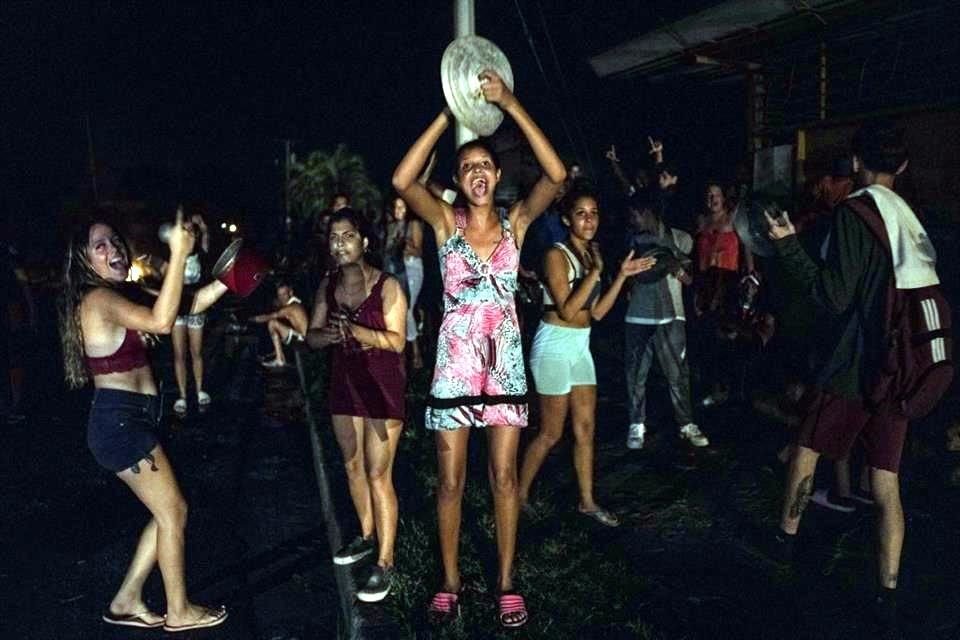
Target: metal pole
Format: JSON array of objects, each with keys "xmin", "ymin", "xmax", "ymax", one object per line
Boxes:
[
  {"xmin": 283, "ymin": 139, "xmax": 293, "ymax": 257},
  {"xmin": 454, "ymin": 0, "xmax": 476, "ymax": 147},
  {"xmin": 294, "ymin": 350, "xmax": 359, "ymax": 639}
]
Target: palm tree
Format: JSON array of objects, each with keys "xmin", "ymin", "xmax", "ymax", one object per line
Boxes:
[{"xmin": 287, "ymin": 144, "xmax": 381, "ymax": 222}]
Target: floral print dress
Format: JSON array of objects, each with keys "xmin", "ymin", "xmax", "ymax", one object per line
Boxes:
[{"xmin": 424, "ymin": 209, "xmax": 527, "ymax": 430}]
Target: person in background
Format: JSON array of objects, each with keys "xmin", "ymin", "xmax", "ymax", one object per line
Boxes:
[
  {"xmin": 161, "ymin": 213, "xmax": 211, "ymax": 416},
  {"xmin": 384, "ymin": 196, "xmax": 426, "ymax": 369},
  {"xmin": 518, "ymin": 186, "xmax": 656, "ymax": 526},
  {"xmin": 623, "ymin": 190, "xmax": 707, "ymax": 450},
  {"xmin": 251, "ymin": 281, "xmax": 309, "ymax": 369},
  {"xmin": 58, "ymin": 209, "xmax": 229, "ymax": 633}
]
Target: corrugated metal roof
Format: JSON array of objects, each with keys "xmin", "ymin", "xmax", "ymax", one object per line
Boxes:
[{"xmin": 589, "ymin": 0, "xmax": 844, "ymax": 77}]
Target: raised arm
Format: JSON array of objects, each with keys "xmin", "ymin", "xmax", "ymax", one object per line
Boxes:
[
  {"xmin": 96, "ymin": 209, "xmax": 195, "ymax": 335},
  {"xmin": 186, "ymin": 280, "xmax": 228, "ymax": 315},
  {"xmin": 192, "ymin": 214, "xmax": 210, "ymax": 254},
  {"xmin": 392, "ymin": 112, "xmax": 455, "ymax": 241},
  {"xmin": 606, "ymin": 145, "xmax": 635, "ymax": 196},
  {"xmin": 479, "ymin": 72, "xmax": 565, "ymax": 243}
]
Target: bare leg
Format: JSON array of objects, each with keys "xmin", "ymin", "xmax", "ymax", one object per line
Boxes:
[
  {"xmin": 871, "ymin": 467, "xmax": 904, "ymax": 589},
  {"xmin": 435, "ymin": 428, "xmax": 470, "ymax": 592},
  {"xmin": 364, "ymin": 418, "xmax": 403, "ymax": 567},
  {"xmin": 332, "ymin": 415, "xmax": 374, "ymax": 538},
  {"xmin": 117, "ymin": 445, "xmax": 222, "ymax": 627},
  {"xmin": 487, "ymin": 425, "xmax": 521, "ymax": 593},
  {"xmin": 107, "ymin": 518, "xmax": 164, "ymax": 624},
  {"xmin": 568, "ymin": 385, "xmax": 600, "ymax": 512},
  {"xmin": 171, "ymin": 324, "xmax": 188, "ymax": 400},
  {"xmin": 780, "ymin": 445, "xmax": 820, "ymax": 534},
  {"xmin": 517, "ymin": 393, "xmax": 569, "ymax": 505},
  {"xmin": 267, "ymin": 319, "xmax": 287, "ymax": 364},
  {"xmin": 187, "ymin": 326, "xmax": 204, "ymax": 395}
]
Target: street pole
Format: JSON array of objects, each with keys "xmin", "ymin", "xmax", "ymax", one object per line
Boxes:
[
  {"xmin": 283, "ymin": 139, "xmax": 293, "ymax": 258},
  {"xmin": 294, "ymin": 350, "xmax": 360, "ymax": 639},
  {"xmin": 454, "ymin": 0, "xmax": 476, "ymax": 147}
]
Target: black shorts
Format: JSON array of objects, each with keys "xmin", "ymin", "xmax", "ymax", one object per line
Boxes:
[{"xmin": 87, "ymin": 389, "xmax": 160, "ymax": 472}]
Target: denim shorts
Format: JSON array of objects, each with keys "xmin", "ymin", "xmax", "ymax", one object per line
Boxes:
[{"xmin": 87, "ymin": 388, "xmax": 161, "ymax": 472}]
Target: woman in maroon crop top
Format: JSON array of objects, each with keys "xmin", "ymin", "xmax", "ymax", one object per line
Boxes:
[
  {"xmin": 306, "ymin": 208, "xmax": 407, "ymax": 603},
  {"xmin": 58, "ymin": 209, "xmax": 229, "ymax": 632}
]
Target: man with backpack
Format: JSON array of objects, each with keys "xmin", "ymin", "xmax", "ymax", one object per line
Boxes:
[{"xmin": 765, "ymin": 119, "xmax": 952, "ymax": 635}]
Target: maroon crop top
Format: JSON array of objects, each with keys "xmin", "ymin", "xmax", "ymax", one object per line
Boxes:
[{"xmin": 85, "ymin": 328, "xmax": 149, "ymax": 375}]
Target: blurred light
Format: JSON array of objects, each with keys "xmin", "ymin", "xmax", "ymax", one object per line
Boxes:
[
  {"xmin": 228, "ymin": 224, "xmax": 238, "ymax": 233},
  {"xmin": 220, "ymin": 222, "xmax": 227, "ymax": 229},
  {"xmin": 128, "ymin": 258, "xmax": 145, "ymax": 283}
]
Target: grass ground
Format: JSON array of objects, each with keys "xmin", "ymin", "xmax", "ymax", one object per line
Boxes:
[{"xmin": 300, "ymin": 325, "xmax": 960, "ymax": 639}]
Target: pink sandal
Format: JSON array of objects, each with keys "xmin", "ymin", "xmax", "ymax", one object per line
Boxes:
[
  {"xmin": 498, "ymin": 591, "xmax": 528, "ymax": 629},
  {"xmin": 427, "ymin": 591, "xmax": 461, "ymax": 624}
]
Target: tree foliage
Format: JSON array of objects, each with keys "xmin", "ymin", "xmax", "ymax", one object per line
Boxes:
[{"xmin": 287, "ymin": 144, "xmax": 381, "ymax": 220}]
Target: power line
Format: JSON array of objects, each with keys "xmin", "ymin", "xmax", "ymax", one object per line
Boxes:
[{"xmin": 511, "ymin": 0, "xmax": 580, "ymax": 170}]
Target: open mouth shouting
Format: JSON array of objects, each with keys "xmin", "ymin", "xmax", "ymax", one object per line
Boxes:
[
  {"xmin": 470, "ymin": 176, "xmax": 489, "ymax": 199},
  {"xmin": 108, "ymin": 254, "xmax": 128, "ymax": 275}
]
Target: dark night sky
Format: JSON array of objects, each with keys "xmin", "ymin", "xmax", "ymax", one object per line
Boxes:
[{"xmin": 4, "ymin": 1, "xmax": 735, "ymax": 256}]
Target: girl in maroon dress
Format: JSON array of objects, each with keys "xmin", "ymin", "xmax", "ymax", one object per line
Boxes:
[{"xmin": 306, "ymin": 208, "xmax": 407, "ymax": 603}]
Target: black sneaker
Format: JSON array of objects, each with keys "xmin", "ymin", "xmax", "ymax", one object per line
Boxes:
[
  {"xmin": 333, "ymin": 536, "xmax": 375, "ymax": 565},
  {"xmin": 357, "ymin": 565, "xmax": 394, "ymax": 603}
]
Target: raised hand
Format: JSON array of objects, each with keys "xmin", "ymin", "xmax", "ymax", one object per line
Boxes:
[
  {"xmin": 619, "ymin": 249, "xmax": 657, "ymax": 277},
  {"xmin": 605, "ymin": 144, "xmax": 620, "ymax": 163},
  {"xmin": 167, "ymin": 207, "xmax": 197, "ymax": 257},
  {"xmin": 764, "ymin": 209, "xmax": 796, "ymax": 240},
  {"xmin": 479, "ymin": 70, "xmax": 516, "ymax": 109},
  {"xmin": 648, "ymin": 136, "xmax": 664, "ymax": 163}
]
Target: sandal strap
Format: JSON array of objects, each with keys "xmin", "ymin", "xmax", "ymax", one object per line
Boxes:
[
  {"xmin": 499, "ymin": 594, "xmax": 526, "ymax": 614},
  {"xmin": 428, "ymin": 591, "xmax": 459, "ymax": 613}
]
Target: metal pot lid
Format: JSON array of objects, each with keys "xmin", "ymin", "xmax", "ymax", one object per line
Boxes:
[
  {"xmin": 212, "ymin": 238, "xmax": 243, "ymax": 277},
  {"xmin": 440, "ymin": 35, "xmax": 514, "ymax": 137},
  {"xmin": 733, "ymin": 201, "xmax": 777, "ymax": 258},
  {"xmin": 633, "ymin": 244, "xmax": 680, "ymax": 284}
]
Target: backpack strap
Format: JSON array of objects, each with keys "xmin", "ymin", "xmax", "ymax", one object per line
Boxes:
[{"xmin": 845, "ymin": 195, "xmax": 892, "ymax": 257}]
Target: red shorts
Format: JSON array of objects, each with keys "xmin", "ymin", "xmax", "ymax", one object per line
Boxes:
[{"xmin": 797, "ymin": 389, "xmax": 908, "ymax": 473}]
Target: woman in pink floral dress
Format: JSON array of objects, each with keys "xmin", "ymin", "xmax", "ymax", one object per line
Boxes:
[{"xmin": 392, "ymin": 70, "xmax": 566, "ymax": 628}]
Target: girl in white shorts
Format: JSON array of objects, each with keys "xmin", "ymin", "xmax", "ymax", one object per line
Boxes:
[{"xmin": 519, "ymin": 187, "xmax": 656, "ymax": 526}]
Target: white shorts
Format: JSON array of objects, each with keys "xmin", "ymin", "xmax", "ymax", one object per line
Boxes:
[
  {"xmin": 175, "ymin": 313, "xmax": 206, "ymax": 329},
  {"xmin": 284, "ymin": 327, "xmax": 304, "ymax": 345},
  {"xmin": 529, "ymin": 322, "xmax": 595, "ymax": 395}
]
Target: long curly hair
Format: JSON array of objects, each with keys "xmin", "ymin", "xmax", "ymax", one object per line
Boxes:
[{"xmin": 58, "ymin": 218, "xmax": 131, "ymax": 389}]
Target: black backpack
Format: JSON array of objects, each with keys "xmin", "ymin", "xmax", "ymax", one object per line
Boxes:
[{"xmin": 847, "ymin": 196, "xmax": 954, "ymax": 420}]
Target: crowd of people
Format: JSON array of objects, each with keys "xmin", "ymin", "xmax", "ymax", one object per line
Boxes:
[{"xmin": 56, "ymin": 68, "xmax": 951, "ymax": 636}]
